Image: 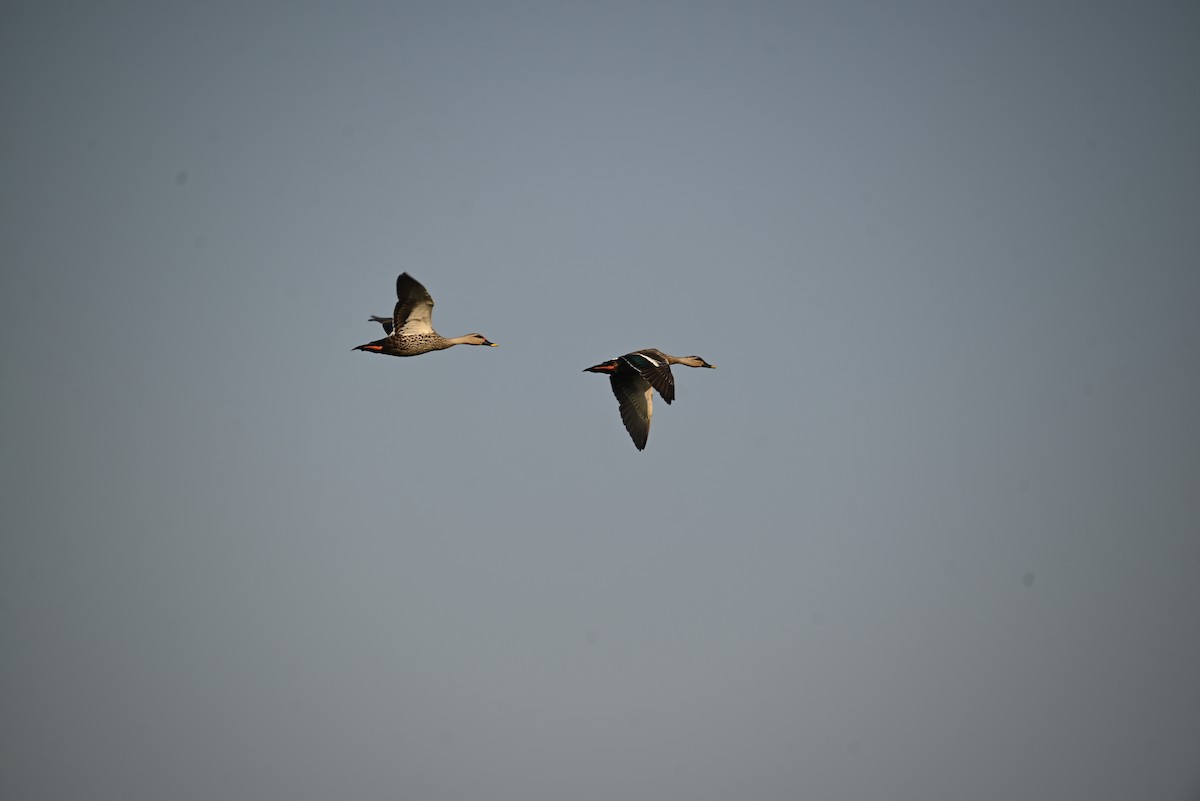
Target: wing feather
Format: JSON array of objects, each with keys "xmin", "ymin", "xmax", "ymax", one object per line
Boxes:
[
  {"xmin": 621, "ymin": 350, "xmax": 676, "ymax": 404},
  {"xmin": 610, "ymin": 373, "xmax": 654, "ymax": 450},
  {"xmin": 393, "ymin": 273, "xmax": 436, "ymax": 336}
]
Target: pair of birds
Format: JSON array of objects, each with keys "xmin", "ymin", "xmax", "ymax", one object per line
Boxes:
[{"xmin": 354, "ymin": 273, "xmax": 715, "ymax": 451}]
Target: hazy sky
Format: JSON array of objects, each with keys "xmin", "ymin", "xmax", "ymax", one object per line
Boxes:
[{"xmin": 3, "ymin": 2, "xmax": 1199, "ymax": 800}]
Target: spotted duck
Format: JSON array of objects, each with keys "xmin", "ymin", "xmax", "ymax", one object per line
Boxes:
[
  {"xmin": 584, "ymin": 348, "xmax": 715, "ymax": 450},
  {"xmin": 355, "ymin": 273, "xmax": 497, "ymax": 357}
]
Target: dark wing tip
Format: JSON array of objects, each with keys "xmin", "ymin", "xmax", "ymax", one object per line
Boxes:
[{"xmin": 396, "ymin": 272, "xmax": 433, "ymax": 305}]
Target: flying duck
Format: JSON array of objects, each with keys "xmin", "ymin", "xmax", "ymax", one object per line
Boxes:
[
  {"xmin": 584, "ymin": 348, "xmax": 715, "ymax": 450},
  {"xmin": 354, "ymin": 273, "xmax": 497, "ymax": 357}
]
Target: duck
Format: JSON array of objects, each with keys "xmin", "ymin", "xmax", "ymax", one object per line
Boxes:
[
  {"xmin": 584, "ymin": 348, "xmax": 715, "ymax": 450},
  {"xmin": 354, "ymin": 273, "xmax": 498, "ymax": 357}
]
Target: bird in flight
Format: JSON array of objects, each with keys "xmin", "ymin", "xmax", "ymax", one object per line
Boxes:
[
  {"xmin": 354, "ymin": 273, "xmax": 497, "ymax": 357},
  {"xmin": 584, "ymin": 348, "xmax": 715, "ymax": 450}
]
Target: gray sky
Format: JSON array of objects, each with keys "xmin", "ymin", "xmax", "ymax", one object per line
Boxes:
[{"xmin": 3, "ymin": 2, "xmax": 1199, "ymax": 799}]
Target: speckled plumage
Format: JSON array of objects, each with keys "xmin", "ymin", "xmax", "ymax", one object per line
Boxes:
[
  {"xmin": 354, "ymin": 273, "xmax": 497, "ymax": 357},
  {"xmin": 584, "ymin": 348, "xmax": 715, "ymax": 451}
]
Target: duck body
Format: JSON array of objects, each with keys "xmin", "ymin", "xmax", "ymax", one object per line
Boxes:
[
  {"xmin": 354, "ymin": 273, "xmax": 497, "ymax": 357},
  {"xmin": 584, "ymin": 348, "xmax": 715, "ymax": 450}
]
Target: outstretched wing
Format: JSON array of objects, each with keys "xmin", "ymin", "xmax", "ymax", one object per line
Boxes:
[
  {"xmin": 610, "ymin": 372, "xmax": 654, "ymax": 451},
  {"xmin": 620, "ymin": 350, "xmax": 675, "ymax": 404},
  {"xmin": 393, "ymin": 273, "xmax": 436, "ymax": 336}
]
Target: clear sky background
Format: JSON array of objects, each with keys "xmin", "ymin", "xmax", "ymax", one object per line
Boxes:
[{"xmin": 3, "ymin": 2, "xmax": 1199, "ymax": 799}]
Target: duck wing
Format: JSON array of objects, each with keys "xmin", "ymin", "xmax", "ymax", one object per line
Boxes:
[
  {"xmin": 393, "ymin": 273, "xmax": 436, "ymax": 336},
  {"xmin": 610, "ymin": 371, "xmax": 654, "ymax": 451},
  {"xmin": 369, "ymin": 315, "xmax": 394, "ymax": 335},
  {"xmin": 620, "ymin": 350, "xmax": 676, "ymax": 404}
]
